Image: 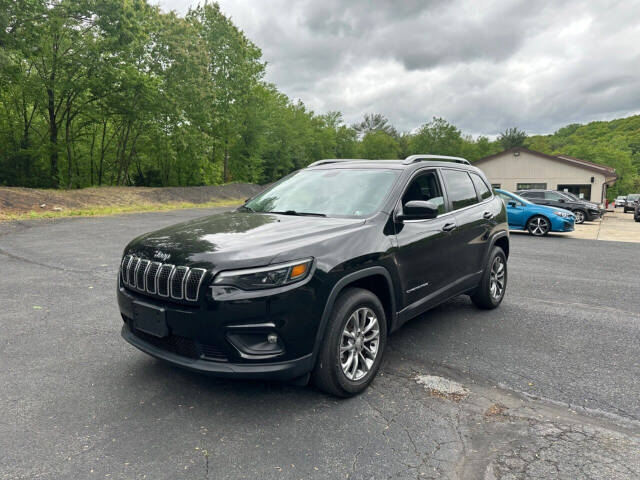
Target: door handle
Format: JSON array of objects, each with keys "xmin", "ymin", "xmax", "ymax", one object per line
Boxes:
[
  {"xmin": 442, "ymin": 222, "xmax": 456, "ymax": 232},
  {"xmin": 483, "ymin": 211, "xmax": 493, "ymax": 219}
]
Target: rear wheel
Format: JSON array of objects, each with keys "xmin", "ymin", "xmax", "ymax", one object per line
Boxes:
[
  {"xmin": 312, "ymin": 288, "xmax": 387, "ymax": 397},
  {"xmin": 572, "ymin": 210, "xmax": 586, "ymax": 224},
  {"xmin": 526, "ymin": 215, "xmax": 550, "ymax": 236},
  {"xmin": 471, "ymin": 246, "xmax": 507, "ymax": 310}
]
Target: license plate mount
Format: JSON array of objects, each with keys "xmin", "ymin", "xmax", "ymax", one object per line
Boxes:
[{"xmin": 132, "ymin": 301, "xmax": 168, "ymax": 338}]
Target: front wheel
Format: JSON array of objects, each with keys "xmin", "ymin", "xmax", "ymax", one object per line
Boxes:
[
  {"xmin": 572, "ymin": 210, "xmax": 586, "ymax": 224},
  {"xmin": 471, "ymin": 246, "xmax": 507, "ymax": 310},
  {"xmin": 312, "ymin": 288, "xmax": 387, "ymax": 397},
  {"xmin": 526, "ymin": 215, "xmax": 550, "ymax": 236}
]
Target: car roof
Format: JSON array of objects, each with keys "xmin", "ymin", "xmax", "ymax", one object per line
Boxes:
[{"xmin": 305, "ymin": 155, "xmax": 478, "ymax": 172}]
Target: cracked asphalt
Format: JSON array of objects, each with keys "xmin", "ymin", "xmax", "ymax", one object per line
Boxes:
[{"xmin": 1, "ymin": 209, "xmax": 639, "ymax": 479}]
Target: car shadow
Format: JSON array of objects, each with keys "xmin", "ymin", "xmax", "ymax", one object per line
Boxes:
[
  {"xmin": 509, "ymin": 230, "xmax": 571, "ymax": 239},
  {"xmin": 122, "ymin": 297, "xmax": 476, "ymax": 404}
]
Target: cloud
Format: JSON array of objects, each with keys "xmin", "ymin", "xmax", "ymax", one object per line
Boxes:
[{"xmin": 159, "ymin": 0, "xmax": 640, "ymax": 135}]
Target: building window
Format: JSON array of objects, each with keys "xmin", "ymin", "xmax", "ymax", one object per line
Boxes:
[
  {"xmin": 517, "ymin": 182, "xmax": 547, "ymax": 190},
  {"xmin": 491, "ymin": 183, "xmax": 501, "ymax": 189}
]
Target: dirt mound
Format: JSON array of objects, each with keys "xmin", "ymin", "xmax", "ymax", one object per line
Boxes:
[{"xmin": 0, "ymin": 183, "xmax": 263, "ymax": 216}]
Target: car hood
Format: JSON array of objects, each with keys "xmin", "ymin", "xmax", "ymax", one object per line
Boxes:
[{"xmin": 125, "ymin": 211, "xmax": 366, "ymax": 271}]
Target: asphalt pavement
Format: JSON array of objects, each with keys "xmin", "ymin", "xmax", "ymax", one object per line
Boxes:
[{"xmin": 1, "ymin": 209, "xmax": 639, "ymax": 479}]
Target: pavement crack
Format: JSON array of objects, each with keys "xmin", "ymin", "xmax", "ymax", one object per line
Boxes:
[{"xmin": 0, "ymin": 246, "xmax": 111, "ymax": 278}]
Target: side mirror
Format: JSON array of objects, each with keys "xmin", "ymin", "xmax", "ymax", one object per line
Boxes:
[
  {"xmin": 398, "ymin": 200, "xmax": 439, "ymax": 221},
  {"xmin": 507, "ymin": 201, "xmax": 517, "ymax": 208},
  {"xmin": 558, "ymin": 198, "xmax": 566, "ymax": 203}
]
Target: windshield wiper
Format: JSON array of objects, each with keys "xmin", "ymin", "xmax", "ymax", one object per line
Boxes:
[{"xmin": 268, "ymin": 210, "xmax": 327, "ymax": 217}]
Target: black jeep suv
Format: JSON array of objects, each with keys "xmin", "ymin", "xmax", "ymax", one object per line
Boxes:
[
  {"xmin": 515, "ymin": 189, "xmax": 601, "ymax": 224},
  {"xmin": 118, "ymin": 155, "xmax": 509, "ymax": 396}
]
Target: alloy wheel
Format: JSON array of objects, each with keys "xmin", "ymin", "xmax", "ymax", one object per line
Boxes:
[
  {"xmin": 529, "ymin": 217, "xmax": 549, "ymax": 235},
  {"xmin": 339, "ymin": 307, "xmax": 380, "ymax": 381},
  {"xmin": 489, "ymin": 256, "xmax": 505, "ymax": 300},
  {"xmin": 573, "ymin": 210, "xmax": 585, "ymax": 223}
]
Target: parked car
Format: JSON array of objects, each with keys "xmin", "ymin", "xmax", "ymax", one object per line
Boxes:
[
  {"xmin": 495, "ymin": 189, "xmax": 574, "ymax": 236},
  {"xmin": 623, "ymin": 193, "xmax": 640, "ymax": 213},
  {"xmin": 117, "ymin": 155, "xmax": 509, "ymax": 397},
  {"xmin": 559, "ymin": 191, "xmax": 606, "ymax": 216},
  {"xmin": 634, "ymin": 203, "xmax": 640, "ymax": 222},
  {"xmin": 515, "ymin": 189, "xmax": 601, "ymax": 224},
  {"xmin": 615, "ymin": 195, "xmax": 627, "ymax": 208}
]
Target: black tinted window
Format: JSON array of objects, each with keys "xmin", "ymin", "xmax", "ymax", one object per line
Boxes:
[
  {"xmin": 521, "ymin": 191, "xmax": 543, "ymax": 198},
  {"xmin": 544, "ymin": 191, "xmax": 565, "ymax": 201},
  {"xmin": 402, "ymin": 171, "xmax": 445, "ymax": 214},
  {"xmin": 442, "ymin": 170, "xmax": 478, "ymax": 210},
  {"xmin": 470, "ymin": 173, "xmax": 491, "ymax": 200}
]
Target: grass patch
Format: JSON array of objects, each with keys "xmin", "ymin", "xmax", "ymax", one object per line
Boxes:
[{"xmin": 0, "ymin": 198, "xmax": 244, "ymax": 222}]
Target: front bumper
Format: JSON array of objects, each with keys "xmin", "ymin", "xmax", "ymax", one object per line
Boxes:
[
  {"xmin": 550, "ymin": 217, "xmax": 574, "ymax": 232},
  {"xmin": 121, "ymin": 324, "xmax": 313, "ymax": 380},
  {"xmin": 117, "ymin": 278, "xmax": 324, "ymax": 380},
  {"xmin": 585, "ymin": 209, "xmax": 601, "ymax": 221}
]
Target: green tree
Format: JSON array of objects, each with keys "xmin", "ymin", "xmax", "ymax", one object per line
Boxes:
[
  {"xmin": 410, "ymin": 117, "xmax": 464, "ymax": 156},
  {"xmin": 498, "ymin": 127, "xmax": 527, "ymax": 150},
  {"xmin": 352, "ymin": 113, "xmax": 398, "ymax": 138},
  {"xmin": 359, "ymin": 131, "xmax": 400, "ymax": 159}
]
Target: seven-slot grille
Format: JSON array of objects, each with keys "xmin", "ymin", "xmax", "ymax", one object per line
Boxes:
[{"xmin": 120, "ymin": 254, "xmax": 206, "ymax": 302}]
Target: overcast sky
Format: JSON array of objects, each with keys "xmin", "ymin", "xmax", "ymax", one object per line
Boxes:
[{"xmin": 158, "ymin": 0, "xmax": 640, "ymax": 136}]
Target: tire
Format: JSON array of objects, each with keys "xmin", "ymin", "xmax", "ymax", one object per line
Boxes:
[
  {"xmin": 471, "ymin": 246, "xmax": 507, "ymax": 310},
  {"xmin": 526, "ymin": 215, "xmax": 550, "ymax": 236},
  {"xmin": 572, "ymin": 210, "xmax": 586, "ymax": 224},
  {"xmin": 312, "ymin": 288, "xmax": 387, "ymax": 397}
]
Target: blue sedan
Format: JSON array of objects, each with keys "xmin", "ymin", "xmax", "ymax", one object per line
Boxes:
[{"xmin": 495, "ymin": 189, "xmax": 575, "ymax": 236}]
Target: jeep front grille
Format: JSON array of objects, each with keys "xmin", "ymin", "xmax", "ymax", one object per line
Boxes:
[{"xmin": 120, "ymin": 254, "xmax": 206, "ymax": 302}]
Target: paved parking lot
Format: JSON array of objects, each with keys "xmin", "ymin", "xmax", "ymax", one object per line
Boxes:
[
  {"xmin": 2, "ymin": 208, "xmax": 640, "ymax": 479},
  {"xmin": 560, "ymin": 208, "xmax": 640, "ymax": 243}
]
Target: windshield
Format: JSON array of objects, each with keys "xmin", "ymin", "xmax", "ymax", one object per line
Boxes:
[
  {"xmin": 495, "ymin": 190, "xmax": 532, "ymax": 205},
  {"xmin": 627, "ymin": 194, "xmax": 640, "ymax": 201},
  {"xmin": 245, "ymin": 168, "xmax": 401, "ymax": 218}
]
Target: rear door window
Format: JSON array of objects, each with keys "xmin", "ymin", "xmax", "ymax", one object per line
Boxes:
[
  {"xmin": 521, "ymin": 191, "xmax": 543, "ymax": 198},
  {"xmin": 544, "ymin": 191, "xmax": 565, "ymax": 201},
  {"xmin": 470, "ymin": 173, "xmax": 492, "ymax": 200},
  {"xmin": 441, "ymin": 169, "xmax": 479, "ymax": 210}
]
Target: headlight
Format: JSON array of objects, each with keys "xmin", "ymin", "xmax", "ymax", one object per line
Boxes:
[
  {"xmin": 212, "ymin": 258, "xmax": 313, "ymax": 292},
  {"xmin": 553, "ymin": 211, "xmax": 571, "ymax": 218}
]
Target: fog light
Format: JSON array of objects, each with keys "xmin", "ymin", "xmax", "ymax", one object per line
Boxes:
[{"xmin": 267, "ymin": 333, "xmax": 278, "ymax": 344}]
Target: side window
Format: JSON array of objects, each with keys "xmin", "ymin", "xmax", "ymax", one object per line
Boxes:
[
  {"xmin": 544, "ymin": 191, "xmax": 564, "ymax": 201},
  {"xmin": 521, "ymin": 191, "xmax": 543, "ymax": 198},
  {"xmin": 470, "ymin": 173, "xmax": 492, "ymax": 200},
  {"xmin": 441, "ymin": 169, "xmax": 479, "ymax": 211},
  {"xmin": 401, "ymin": 171, "xmax": 446, "ymax": 214}
]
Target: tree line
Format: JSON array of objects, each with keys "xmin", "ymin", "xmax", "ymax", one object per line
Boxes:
[{"xmin": 1, "ymin": 1, "xmax": 638, "ymax": 198}]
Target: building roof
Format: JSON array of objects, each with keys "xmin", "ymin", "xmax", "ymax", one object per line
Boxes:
[{"xmin": 474, "ymin": 147, "xmax": 618, "ymax": 179}]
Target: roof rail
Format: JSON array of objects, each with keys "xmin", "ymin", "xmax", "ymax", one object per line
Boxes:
[
  {"xmin": 307, "ymin": 159, "xmax": 361, "ymax": 167},
  {"xmin": 403, "ymin": 154, "xmax": 470, "ymax": 166}
]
